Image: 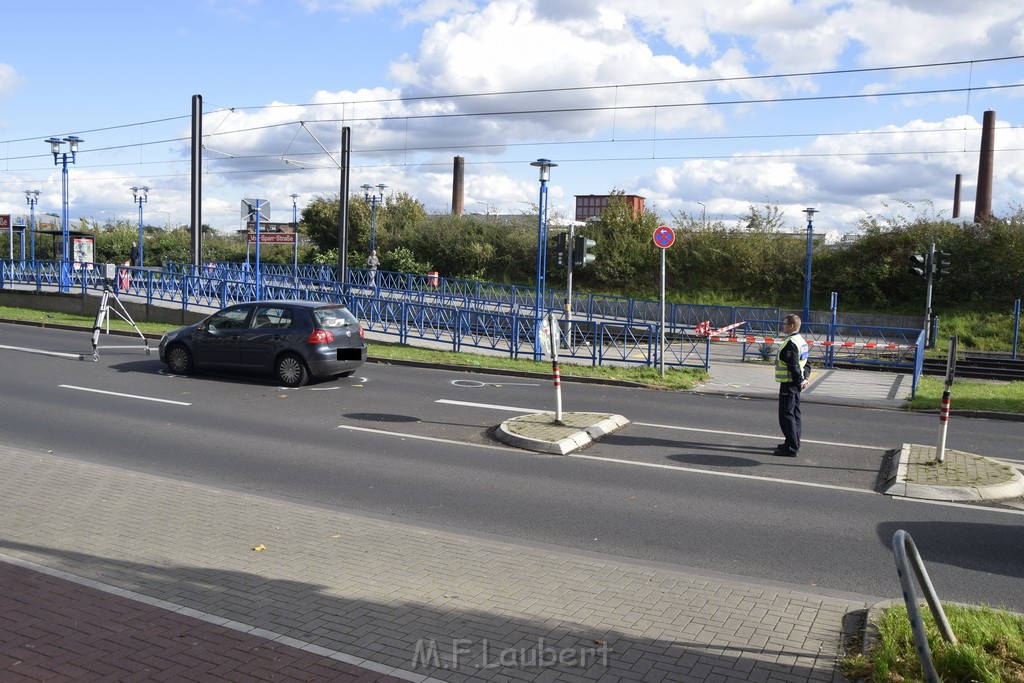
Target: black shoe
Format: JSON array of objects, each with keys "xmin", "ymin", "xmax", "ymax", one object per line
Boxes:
[{"xmin": 773, "ymin": 448, "xmax": 798, "ymax": 457}]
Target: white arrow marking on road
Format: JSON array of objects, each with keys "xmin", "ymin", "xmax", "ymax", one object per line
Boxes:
[{"xmin": 59, "ymin": 384, "xmax": 192, "ymax": 406}]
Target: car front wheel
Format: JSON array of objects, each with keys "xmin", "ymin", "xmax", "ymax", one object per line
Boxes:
[
  {"xmin": 276, "ymin": 353, "xmax": 309, "ymax": 387},
  {"xmin": 166, "ymin": 344, "xmax": 194, "ymax": 375}
]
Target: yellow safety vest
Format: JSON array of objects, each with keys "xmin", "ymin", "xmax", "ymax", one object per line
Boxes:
[{"xmin": 775, "ymin": 333, "xmax": 809, "ymax": 383}]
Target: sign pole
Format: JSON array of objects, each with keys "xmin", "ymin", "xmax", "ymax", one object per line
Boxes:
[
  {"xmin": 255, "ymin": 200, "xmax": 262, "ymax": 299},
  {"xmin": 660, "ymin": 247, "xmax": 666, "ymax": 377},
  {"xmin": 549, "ymin": 312, "xmax": 563, "ymax": 423},
  {"xmin": 653, "ymin": 225, "xmax": 676, "ymax": 378},
  {"xmin": 565, "ymin": 223, "xmax": 575, "ymax": 349},
  {"xmin": 935, "ymin": 335, "xmax": 957, "ymax": 463}
]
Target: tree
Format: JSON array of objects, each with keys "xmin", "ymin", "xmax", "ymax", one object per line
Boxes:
[
  {"xmin": 577, "ymin": 190, "xmax": 662, "ymax": 289},
  {"xmin": 301, "ymin": 194, "xmax": 344, "ymax": 253}
]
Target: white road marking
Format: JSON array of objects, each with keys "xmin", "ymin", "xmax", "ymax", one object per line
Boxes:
[
  {"xmin": 333, "ymin": 422, "xmax": 1024, "ymax": 515},
  {"xmin": 566, "ymin": 451, "xmax": 871, "ymax": 494},
  {"xmin": 59, "ymin": 384, "xmax": 192, "ymax": 406},
  {"xmin": 451, "ymin": 379, "xmax": 541, "ymax": 388},
  {"xmin": 436, "ymin": 398, "xmax": 546, "ymax": 413},
  {"xmin": 0, "ymin": 344, "xmax": 87, "ymax": 360},
  {"xmin": 633, "ymin": 421, "xmax": 883, "ymax": 451},
  {"xmin": 436, "ymin": 399, "xmax": 884, "ymax": 451},
  {"xmin": 336, "ymin": 424, "xmax": 519, "ymax": 450}
]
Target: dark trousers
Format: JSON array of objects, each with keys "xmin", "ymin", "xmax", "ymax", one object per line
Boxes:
[{"xmin": 778, "ymin": 383, "xmax": 802, "ymax": 453}]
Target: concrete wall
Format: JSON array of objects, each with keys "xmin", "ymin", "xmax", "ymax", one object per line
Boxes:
[
  {"xmin": 0, "ymin": 289, "xmax": 207, "ymax": 327},
  {"xmin": 808, "ymin": 309, "xmax": 923, "ymax": 329}
]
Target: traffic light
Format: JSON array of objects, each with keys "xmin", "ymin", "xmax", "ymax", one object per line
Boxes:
[
  {"xmin": 934, "ymin": 251, "xmax": 952, "ymax": 279},
  {"xmin": 909, "ymin": 253, "xmax": 929, "ymax": 278},
  {"xmin": 553, "ymin": 232, "xmax": 568, "ymax": 267},
  {"xmin": 573, "ymin": 235, "xmax": 596, "ymax": 268}
]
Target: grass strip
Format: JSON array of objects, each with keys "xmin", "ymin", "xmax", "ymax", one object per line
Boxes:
[{"xmin": 842, "ymin": 603, "xmax": 1024, "ymax": 682}]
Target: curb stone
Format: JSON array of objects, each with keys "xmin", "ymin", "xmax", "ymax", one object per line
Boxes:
[
  {"xmin": 495, "ymin": 411, "xmax": 631, "ymax": 454},
  {"xmin": 883, "ymin": 443, "xmax": 1024, "ymax": 501}
]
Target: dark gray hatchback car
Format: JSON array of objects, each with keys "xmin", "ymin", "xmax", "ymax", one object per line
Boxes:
[{"xmin": 159, "ymin": 300, "xmax": 366, "ymax": 387}]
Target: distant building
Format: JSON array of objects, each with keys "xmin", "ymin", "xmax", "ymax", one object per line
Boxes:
[{"xmin": 574, "ymin": 194, "xmax": 645, "ymax": 222}]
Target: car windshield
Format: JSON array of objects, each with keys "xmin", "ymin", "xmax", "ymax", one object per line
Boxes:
[{"xmin": 313, "ymin": 306, "xmax": 357, "ymax": 328}]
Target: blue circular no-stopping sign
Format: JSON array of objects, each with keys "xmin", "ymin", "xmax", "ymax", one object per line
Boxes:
[{"xmin": 654, "ymin": 225, "xmax": 675, "ymax": 249}]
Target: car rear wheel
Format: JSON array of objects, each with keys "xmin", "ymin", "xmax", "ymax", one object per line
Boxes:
[
  {"xmin": 166, "ymin": 344, "xmax": 194, "ymax": 375},
  {"xmin": 276, "ymin": 353, "xmax": 309, "ymax": 387}
]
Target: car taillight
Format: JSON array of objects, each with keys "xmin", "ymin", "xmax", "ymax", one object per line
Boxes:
[
  {"xmin": 359, "ymin": 325, "xmax": 364, "ymax": 340},
  {"xmin": 306, "ymin": 329, "xmax": 334, "ymax": 344}
]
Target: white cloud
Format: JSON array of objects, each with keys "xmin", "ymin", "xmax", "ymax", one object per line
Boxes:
[
  {"xmin": 0, "ymin": 63, "xmax": 24, "ymax": 97},
  {"xmin": 4, "ymin": 1, "xmax": 1023, "ymax": 235}
]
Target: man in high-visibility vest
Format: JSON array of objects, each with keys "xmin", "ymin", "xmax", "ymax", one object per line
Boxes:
[{"xmin": 774, "ymin": 314, "xmax": 811, "ymax": 457}]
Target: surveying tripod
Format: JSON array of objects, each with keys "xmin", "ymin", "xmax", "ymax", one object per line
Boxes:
[{"xmin": 90, "ymin": 271, "xmax": 151, "ymax": 361}]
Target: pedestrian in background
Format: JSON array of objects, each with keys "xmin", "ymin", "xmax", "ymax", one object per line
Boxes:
[
  {"xmin": 365, "ymin": 249, "xmax": 379, "ymax": 286},
  {"xmin": 774, "ymin": 313, "xmax": 811, "ymax": 457},
  {"xmin": 129, "ymin": 242, "xmax": 140, "ymax": 267}
]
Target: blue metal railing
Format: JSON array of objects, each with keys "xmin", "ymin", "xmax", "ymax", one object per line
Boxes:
[{"xmin": 3, "ymin": 258, "xmax": 926, "ymax": 376}]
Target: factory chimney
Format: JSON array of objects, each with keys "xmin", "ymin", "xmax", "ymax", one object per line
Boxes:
[
  {"xmin": 452, "ymin": 156, "xmax": 465, "ymax": 216},
  {"xmin": 974, "ymin": 110, "xmax": 995, "ymax": 223}
]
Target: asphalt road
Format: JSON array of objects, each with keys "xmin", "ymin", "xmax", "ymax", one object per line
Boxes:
[{"xmin": 2, "ymin": 322, "xmax": 1023, "ymax": 613}]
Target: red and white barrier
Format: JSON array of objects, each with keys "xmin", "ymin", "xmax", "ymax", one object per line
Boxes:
[{"xmin": 694, "ymin": 320, "xmax": 916, "ymax": 350}]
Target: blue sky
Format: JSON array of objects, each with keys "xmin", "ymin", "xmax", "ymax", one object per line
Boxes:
[{"xmin": 1, "ymin": 0, "xmax": 1022, "ymax": 236}]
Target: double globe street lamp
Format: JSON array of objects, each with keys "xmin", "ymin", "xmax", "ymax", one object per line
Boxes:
[
  {"xmin": 361, "ymin": 183, "xmax": 387, "ymax": 258},
  {"xmin": 45, "ymin": 135, "xmax": 83, "ymax": 291},
  {"xmin": 802, "ymin": 207, "xmax": 818, "ymax": 324},
  {"xmin": 530, "ymin": 158, "xmax": 557, "ymax": 361},
  {"xmin": 24, "ymin": 190, "xmax": 40, "ymax": 262}
]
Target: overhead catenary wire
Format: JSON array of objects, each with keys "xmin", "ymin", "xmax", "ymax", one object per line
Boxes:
[{"xmin": 2, "ymin": 54, "xmax": 1022, "ymax": 186}]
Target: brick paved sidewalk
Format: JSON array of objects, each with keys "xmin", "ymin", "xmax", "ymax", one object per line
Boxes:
[
  {"xmin": 0, "ymin": 444, "xmax": 871, "ymax": 682},
  {"xmin": 0, "ymin": 560, "xmax": 408, "ymax": 682}
]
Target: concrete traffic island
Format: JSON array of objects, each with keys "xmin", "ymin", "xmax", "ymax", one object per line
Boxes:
[
  {"xmin": 496, "ymin": 411, "xmax": 630, "ymax": 454},
  {"xmin": 884, "ymin": 443, "xmax": 1024, "ymax": 501}
]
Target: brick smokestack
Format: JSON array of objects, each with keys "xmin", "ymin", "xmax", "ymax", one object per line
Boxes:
[
  {"xmin": 452, "ymin": 156, "xmax": 465, "ymax": 216},
  {"xmin": 974, "ymin": 110, "xmax": 995, "ymax": 223},
  {"xmin": 952, "ymin": 173, "xmax": 961, "ymax": 219}
]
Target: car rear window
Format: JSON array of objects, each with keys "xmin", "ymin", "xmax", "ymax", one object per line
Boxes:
[{"xmin": 313, "ymin": 306, "xmax": 357, "ymax": 328}]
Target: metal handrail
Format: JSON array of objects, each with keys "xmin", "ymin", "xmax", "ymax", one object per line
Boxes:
[{"xmin": 891, "ymin": 529, "xmax": 957, "ymax": 683}]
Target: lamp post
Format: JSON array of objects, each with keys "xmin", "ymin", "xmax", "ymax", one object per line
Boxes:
[
  {"xmin": 697, "ymin": 201, "xmax": 706, "ymax": 229},
  {"xmin": 45, "ymin": 135, "xmax": 83, "ymax": 291},
  {"xmin": 24, "ymin": 190, "xmax": 40, "ymax": 262},
  {"xmin": 290, "ymin": 193, "xmax": 299, "ymax": 274},
  {"xmin": 361, "ymin": 183, "xmax": 386, "ymax": 257},
  {"xmin": 802, "ymin": 207, "xmax": 817, "ymax": 323},
  {"xmin": 530, "ymin": 158, "xmax": 557, "ymax": 361},
  {"xmin": 132, "ymin": 186, "xmax": 149, "ymax": 266}
]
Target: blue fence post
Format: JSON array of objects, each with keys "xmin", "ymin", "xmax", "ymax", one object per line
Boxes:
[
  {"xmin": 827, "ymin": 291, "xmax": 838, "ymax": 369},
  {"xmin": 453, "ymin": 308, "xmax": 462, "ymax": 353},
  {"xmin": 1013, "ymin": 299, "xmax": 1021, "ymax": 361}
]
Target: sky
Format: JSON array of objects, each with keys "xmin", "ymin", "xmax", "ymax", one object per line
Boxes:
[{"xmin": 1, "ymin": 0, "xmax": 1022, "ymax": 238}]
